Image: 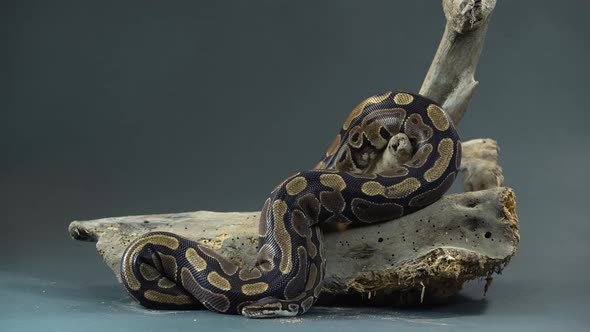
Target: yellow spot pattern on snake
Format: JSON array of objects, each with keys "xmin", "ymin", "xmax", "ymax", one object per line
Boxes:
[
  {"xmin": 207, "ymin": 271, "xmax": 231, "ymax": 291},
  {"xmin": 157, "ymin": 278, "xmax": 176, "ymax": 289},
  {"xmin": 361, "ymin": 181, "xmax": 385, "ymax": 196},
  {"xmin": 406, "ymin": 144, "xmax": 433, "ymax": 168},
  {"xmin": 305, "ymin": 264, "xmax": 318, "ymax": 291},
  {"xmin": 404, "ymin": 113, "xmax": 433, "ymax": 143},
  {"xmin": 122, "ymin": 234, "xmax": 179, "ymax": 291},
  {"xmin": 239, "ymin": 268, "xmax": 263, "ymax": 281},
  {"xmin": 273, "ymin": 200, "xmax": 292, "ymax": 274},
  {"xmin": 185, "ymin": 248, "xmax": 207, "ymax": 271},
  {"xmin": 241, "ymin": 282, "xmax": 269, "ymax": 296},
  {"xmin": 159, "ymin": 254, "xmax": 178, "ymax": 279},
  {"xmin": 347, "ymin": 126, "xmax": 363, "ymax": 148},
  {"xmin": 425, "ymin": 138, "xmax": 454, "ymax": 182},
  {"xmin": 271, "ymin": 172, "xmax": 300, "ymax": 194},
  {"xmin": 181, "ymin": 267, "xmax": 230, "ymax": 312},
  {"xmin": 286, "ymin": 176, "xmax": 308, "ymax": 196},
  {"xmin": 343, "ymin": 92, "xmax": 391, "ymax": 130},
  {"xmin": 144, "ymin": 290, "xmax": 194, "ymax": 305},
  {"xmin": 427, "ymin": 104, "xmax": 450, "ymax": 131},
  {"xmin": 199, "ymin": 246, "xmax": 239, "ymax": 276},
  {"xmin": 384, "ymin": 177, "xmax": 421, "ymax": 198},
  {"xmin": 319, "ymin": 173, "xmax": 346, "ymax": 191},
  {"xmin": 139, "ymin": 263, "xmax": 159, "ymax": 281},
  {"xmin": 393, "ymin": 92, "xmax": 414, "ymax": 105}
]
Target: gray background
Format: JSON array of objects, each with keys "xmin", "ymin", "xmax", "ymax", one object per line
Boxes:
[{"xmin": 1, "ymin": 0, "xmax": 589, "ymax": 331}]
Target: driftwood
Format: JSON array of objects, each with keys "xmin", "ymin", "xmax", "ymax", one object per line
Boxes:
[
  {"xmin": 421, "ymin": 0, "xmax": 497, "ymax": 124},
  {"xmin": 69, "ymin": 0, "xmax": 519, "ymax": 306},
  {"xmin": 460, "ymin": 138, "xmax": 504, "ymax": 191}
]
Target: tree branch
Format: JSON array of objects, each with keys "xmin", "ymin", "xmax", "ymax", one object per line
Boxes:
[{"xmin": 420, "ymin": 0, "xmax": 497, "ymax": 125}]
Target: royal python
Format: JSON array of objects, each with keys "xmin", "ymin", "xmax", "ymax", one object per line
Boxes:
[{"xmin": 120, "ymin": 91, "xmax": 461, "ymax": 318}]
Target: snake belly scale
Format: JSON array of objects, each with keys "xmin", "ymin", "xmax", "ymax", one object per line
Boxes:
[{"xmin": 120, "ymin": 91, "xmax": 461, "ymax": 318}]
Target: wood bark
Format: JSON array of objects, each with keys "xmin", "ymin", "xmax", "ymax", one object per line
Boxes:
[{"xmin": 68, "ymin": 0, "xmax": 518, "ymax": 305}]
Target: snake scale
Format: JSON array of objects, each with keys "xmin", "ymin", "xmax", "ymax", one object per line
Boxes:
[{"xmin": 120, "ymin": 91, "xmax": 461, "ymax": 318}]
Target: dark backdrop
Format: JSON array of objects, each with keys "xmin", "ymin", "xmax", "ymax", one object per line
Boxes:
[{"xmin": 1, "ymin": 1, "xmax": 589, "ymax": 330}]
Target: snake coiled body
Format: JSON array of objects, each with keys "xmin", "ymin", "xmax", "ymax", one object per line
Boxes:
[{"xmin": 120, "ymin": 92, "xmax": 461, "ymax": 317}]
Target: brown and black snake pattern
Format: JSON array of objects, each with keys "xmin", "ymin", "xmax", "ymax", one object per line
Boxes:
[{"xmin": 120, "ymin": 92, "xmax": 461, "ymax": 318}]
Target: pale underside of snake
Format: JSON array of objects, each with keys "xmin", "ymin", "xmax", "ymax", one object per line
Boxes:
[{"xmin": 120, "ymin": 91, "xmax": 461, "ymax": 318}]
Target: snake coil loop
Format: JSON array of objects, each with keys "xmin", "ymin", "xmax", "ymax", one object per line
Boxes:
[{"xmin": 120, "ymin": 91, "xmax": 461, "ymax": 317}]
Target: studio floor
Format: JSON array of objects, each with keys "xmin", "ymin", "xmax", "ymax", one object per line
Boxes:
[{"xmin": 1, "ymin": 266, "xmax": 587, "ymax": 332}]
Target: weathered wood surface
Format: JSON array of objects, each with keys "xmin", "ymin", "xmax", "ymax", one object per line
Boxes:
[{"xmin": 421, "ymin": 0, "xmax": 497, "ymax": 125}]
